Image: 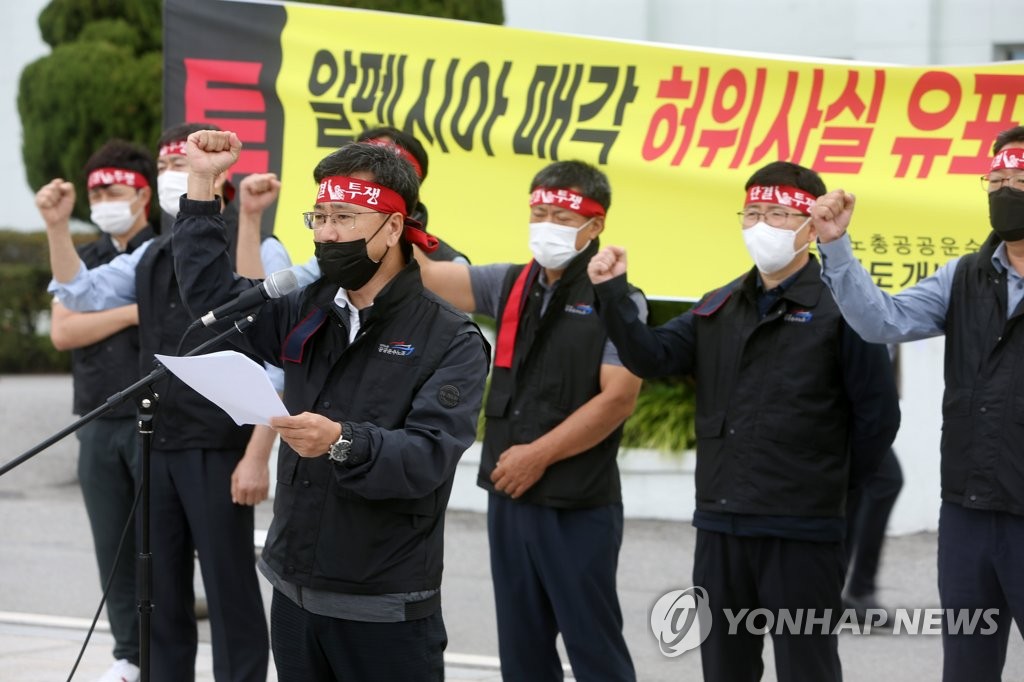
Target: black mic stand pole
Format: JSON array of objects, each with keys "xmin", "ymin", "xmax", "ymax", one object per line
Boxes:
[{"xmin": 0, "ymin": 313, "xmax": 261, "ymax": 682}]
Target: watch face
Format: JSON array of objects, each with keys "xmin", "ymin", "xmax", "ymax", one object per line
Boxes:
[{"xmin": 330, "ymin": 439, "xmax": 351, "ymax": 463}]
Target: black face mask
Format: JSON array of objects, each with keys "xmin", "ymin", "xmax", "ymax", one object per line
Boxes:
[
  {"xmin": 989, "ymin": 186, "xmax": 1024, "ymax": 242},
  {"xmin": 315, "ymin": 218, "xmax": 390, "ymax": 290}
]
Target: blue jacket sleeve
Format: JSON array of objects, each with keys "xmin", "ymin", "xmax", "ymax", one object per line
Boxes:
[{"xmin": 594, "ymin": 274, "xmax": 696, "ymax": 378}]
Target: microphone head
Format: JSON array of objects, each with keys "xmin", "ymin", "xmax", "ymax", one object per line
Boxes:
[{"xmin": 264, "ymin": 269, "xmax": 300, "ymax": 299}]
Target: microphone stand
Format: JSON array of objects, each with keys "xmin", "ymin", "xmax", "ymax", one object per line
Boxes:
[{"xmin": 0, "ymin": 312, "xmax": 261, "ymax": 682}]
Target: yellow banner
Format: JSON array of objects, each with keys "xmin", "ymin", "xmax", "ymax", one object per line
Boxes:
[{"xmin": 268, "ymin": 6, "xmax": 1024, "ymax": 299}]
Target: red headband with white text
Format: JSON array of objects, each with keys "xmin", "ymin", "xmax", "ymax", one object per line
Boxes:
[
  {"xmin": 530, "ymin": 187, "xmax": 606, "ymax": 218},
  {"xmin": 745, "ymin": 185, "xmax": 816, "ymax": 213},
  {"xmin": 158, "ymin": 140, "xmax": 187, "ymax": 159},
  {"xmin": 364, "ymin": 138, "xmax": 424, "ymax": 179},
  {"xmin": 991, "ymin": 149, "xmax": 1024, "ymax": 172},
  {"xmin": 87, "ymin": 167, "xmax": 149, "ymax": 190},
  {"xmin": 316, "ymin": 175, "xmax": 438, "ymax": 252}
]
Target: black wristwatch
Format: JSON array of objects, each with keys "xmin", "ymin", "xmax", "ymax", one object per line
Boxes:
[{"xmin": 328, "ymin": 422, "xmax": 354, "ymax": 465}]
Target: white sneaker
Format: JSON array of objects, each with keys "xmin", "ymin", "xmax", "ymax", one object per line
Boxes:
[{"xmin": 97, "ymin": 658, "xmax": 140, "ymax": 682}]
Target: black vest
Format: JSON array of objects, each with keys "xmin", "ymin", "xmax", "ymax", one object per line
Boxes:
[
  {"xmin": 481, "ymin": 242, "xmax": 624, "ymax": 508},
  {"xmin": 264, "ymin": 263, "xmax": 486, "ymax": 594},
  {"xmin": 691, "ymin": 259, "xmax": 852, "ymax": 517},
  {"xmin": 70, "ymin": 228, "xmax": 153, "ymax": 417},
  {"xmin": 134, "ymin": 235, "xmax": 253, "ymax": 450},
  {"xmin": 940, "ymin": 232, "xmax": 1024, "ymax": 515}
]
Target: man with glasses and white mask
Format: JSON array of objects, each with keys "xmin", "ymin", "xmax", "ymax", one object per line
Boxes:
[
  {"xmin": 814, "ymin": 126, "xmax": 1024, "ymax": 682},
  {"xmin": 172, "ymin": 132, "xmax": 489, "ymax": 681},
  {"xmin": 588, "ymin": 160, "xmax": 900, "ymax": 682},
  {"xmin": 415, "ymin": 159, "xmax": 643, "ymax": 682}
]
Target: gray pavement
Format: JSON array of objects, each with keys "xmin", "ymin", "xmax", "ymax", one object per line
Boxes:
[{"xmin": 1, "ymin": 374, "xmax": 1023, "ymax": 681}]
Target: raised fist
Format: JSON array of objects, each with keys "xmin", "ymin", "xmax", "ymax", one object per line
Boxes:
[
  {"xmin": 588, "ymin": 245, "xmax": 629, "ymax": 285},
  {"xmin": 185, "ymin": 130, "xmax": 242, "ymax": 179},
  {"xmin": 239, "ymin": 173, "xmax": 281, "ymax": 215},
  {"xmin": 35, "ymin": 179, "xmax": 76, "ymax": 229}
]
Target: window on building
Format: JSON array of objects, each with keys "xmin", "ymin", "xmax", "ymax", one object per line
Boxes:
[{"xmin": 995, "ymin": 44, "xmax": 1024, "ymax": 60}]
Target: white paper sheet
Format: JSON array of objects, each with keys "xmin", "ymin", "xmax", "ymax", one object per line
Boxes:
[{"xmin": 154, "ymin": 351, "xmax": 289, "ymax": 426}]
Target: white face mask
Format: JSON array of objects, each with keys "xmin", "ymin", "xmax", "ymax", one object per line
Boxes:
[
  {"xmin": 91, "ymin": 199, "xmax": 141, "ymax": 236},
  {"xmin": 528, "ymin": 219, "xmax": 593, "ymax": 269},
  {"xmin": 158, "ymin": 170, "xmax": 189, "ymax": 217},
  {"xmin": 741, "ymin": 216, "xmax": 811, "ymax": 274}
]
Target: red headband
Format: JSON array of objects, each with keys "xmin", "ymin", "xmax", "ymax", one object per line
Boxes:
[
  {"xmin": 745, "ymin": 185, "xmax": 816, "ymax": 213},
  {"xmin": 315, "ymin": 175, "xmax": 437, "ymax": 253},
  {"xmin": 364, "ymin": 138, "xmax": 424, "ymax": 179},
  {"xmin": 158, "ymin": 140, "xmax": 187, "ymax": 158},
  {"xmin": 87, "ymin": 167, "xmax": 149, "ymax": 190},
  {"xmin": 991, "ymin": 148, "xmax": 1024, "ymax": 172},
  {"xmin": 530, "ymin": 187, "xmax": 606, "ymax": 218}
]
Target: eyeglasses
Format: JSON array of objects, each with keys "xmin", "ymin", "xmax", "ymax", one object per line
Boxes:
[
  {"xmin": 979, "ymin": 175, "xmax": 1024, "ymax": 192},
  {"xmin": 737, "ymin": 208, "xmax": 807, "ymax": 228},
  {"xmin": 302, "ymin": 211, "xmax": 381, "ymax": 230}
]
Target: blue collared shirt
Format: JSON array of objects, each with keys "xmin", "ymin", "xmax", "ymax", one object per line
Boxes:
[{"xmin": 818, "ymin": 233, "xmax": 1024, "ymax": 343}]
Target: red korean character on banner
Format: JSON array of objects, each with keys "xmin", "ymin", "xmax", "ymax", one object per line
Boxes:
[
  {"xmin": 642, "ymin": 66, "xmax": 710, "ymax": 166},
  {"xmin": 184, "ymin": 58, "xmax": 269, "ymax": 175},
  {"xmin": 747, "ymin": 70, "xmax": 805, "ymax": 166},
  {"xmin": 890, "ymin": 71, "xmax": 960, "ymax": 178},
  {"xmin": 811, "ymin": 69, "xmax": 885, "ymax": 174},
  {"xmin": 948, "ymin": 74, "xmax": 1024, "ymax": 174},
  {"xmin": 690, "ymin": 67, "xmax": 767, "ymax": 167}
]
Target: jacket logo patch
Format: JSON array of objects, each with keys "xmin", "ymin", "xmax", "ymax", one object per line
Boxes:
[
  {"xmin": 438, "ymin": 384, "xmax": 460, "ymax": 408},
  {"xmin": 378, "ymin": 340, "xmax": 415, "ymax": 356},
  {"xmin": 783, "ymin": 309, "xmax": 813, "ymax": 323},
  {"xmin": 564, "ymin": 302, "xmax": 594, "ymax": 316}
]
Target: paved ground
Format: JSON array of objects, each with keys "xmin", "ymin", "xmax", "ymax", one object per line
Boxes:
[{"xmin": 1, "ymin": 375, "xmax": 1023, "ymax": 681}]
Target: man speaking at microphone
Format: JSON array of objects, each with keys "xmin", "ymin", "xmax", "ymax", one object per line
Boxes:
[{"xmin": 173, "ymin": 130, "xmax": 489, "ymax": 681}]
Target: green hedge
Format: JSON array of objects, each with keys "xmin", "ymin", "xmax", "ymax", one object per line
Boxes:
[{"xmin": 0, "ymin": 229, "xmax": 95, "ymax": 374}]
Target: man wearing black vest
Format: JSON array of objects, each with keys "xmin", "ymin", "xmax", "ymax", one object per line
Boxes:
[
  {"xmin": 37, "ymin": 140, "xmax": 156, "ymax": 682},
  {"xmin": 815, "ymin": 126, "xmax": 1024, "ymax": 682},
  {"xmin": 42, "ymin": 128, "xmax": 273, "ymax": 681},
  {"xmin": 416, "ymin": 160, "xmax": 643, "ymax": 682},
  {"xmin": 589, "ymin": 161, "xmax": 900, "ymax": 682},
  {"xmin": 173, "ymin": 132, "xmax": 489, "ymax": 681}
]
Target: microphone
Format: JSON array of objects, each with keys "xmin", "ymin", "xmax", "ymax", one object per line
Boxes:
[{"xmin": 199, "ymin": 269, "xmax": 300, "ymax": 327}]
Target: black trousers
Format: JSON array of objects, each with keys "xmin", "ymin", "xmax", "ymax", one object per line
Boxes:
[
  {"xmin": 693, "ymin": 529, "xmax": 844, "ymax": 682},
  {"xmin": 845, "ymin": 448, "xmax": 903, "ymax": 597},
  {"xmin": 147, "ymin": 447, "xmax": 269, "ymax": 682},
  {"xmin": 487, "ymin": 493, "xmax": 635, "ymax": 682},
  {"xmin": 269, "ymin": 589, "xmax": 446, "ymax": 681},
  {"xmin": 77, "ymin": 416, "xmax": 140, "ymax": 665},
  {"xmin": 938, "ymin": 501, "xmax": 1024, "ymax": 682}
]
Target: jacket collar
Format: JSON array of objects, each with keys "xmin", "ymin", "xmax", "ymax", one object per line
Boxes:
[{"xmin": 739, "ymin": 255, "xmax": 824, "ymax": 310}]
